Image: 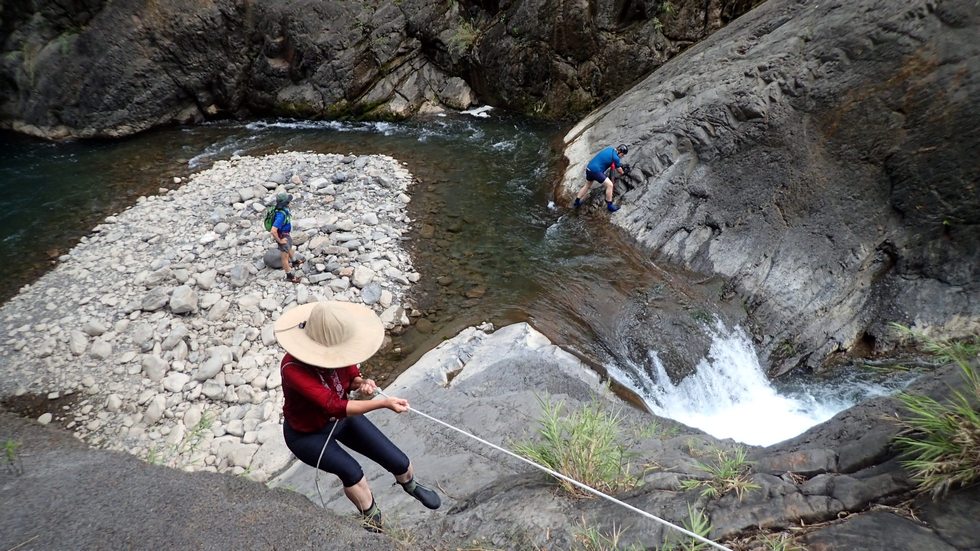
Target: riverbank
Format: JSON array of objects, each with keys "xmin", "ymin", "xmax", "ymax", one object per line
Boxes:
[{"xmin": 0, "ymin": 151, "xmax": 418, "ymax": 481}]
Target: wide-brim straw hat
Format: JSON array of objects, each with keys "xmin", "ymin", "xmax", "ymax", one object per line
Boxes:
[{"xmin": 273, "ymin": 301, "xmax": 384, "ymax": 368}]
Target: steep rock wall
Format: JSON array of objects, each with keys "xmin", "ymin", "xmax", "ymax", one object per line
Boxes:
[
  {"xmin": 0, "ymin": 0, "xmax": 757, "ymax": 139},
  {"xmin": 560, "ymin": 0, "xmax": 979, "ymax": 374}
]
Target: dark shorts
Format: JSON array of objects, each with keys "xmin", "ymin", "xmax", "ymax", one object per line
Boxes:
[
  {"xmin": 283, "ymin": 416, "xmax": 410, "ymax": 487},
  {"xmin": 585, "ymin": 169, "xmax": 607, "ymax": 183},
  {"xmin": 276, "ymin": 232, "xmax": 292, "ymax": 253}
]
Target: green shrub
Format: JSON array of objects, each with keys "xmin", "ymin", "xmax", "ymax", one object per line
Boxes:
[
  {"xmin": 680, "ymin": 446, "xmax": 759, "ymax": 500},
  {"xmin": 448, "ymin": 20, "xmax": 478, "ymax": 56},
  {"xmin": 513, "ymin": 397, "xmax": 637, "ymax": 497},
  {"xmin": 891, "ymin": 325, "xmax": 980, "ymax": 497}
]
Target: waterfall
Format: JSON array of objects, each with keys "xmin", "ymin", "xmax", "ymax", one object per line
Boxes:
[{"xmin": 605, "ymin": 322, "xmax": 907, "ymax": 447}]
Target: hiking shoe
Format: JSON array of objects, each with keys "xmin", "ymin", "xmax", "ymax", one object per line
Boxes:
[
  {"xmin": 291, "ymin": 258, "xmax": 305, "ymax": 268},
  {"xmin": 606, "ymin": 202, "xmax": 620, "ymax": 213},
  {"xmin": 573, "ymin": 197, "xmax": 582, "ymax": 208},
  {"xmin": 284, "ymin": 272, "xmax": 301, "ymax": 283},
  {"xmin": 401, "ymin": 479, "xmax": 441, "ymax": 510},
  {"xmin": 360, "ymin": 501, "xmax": 383, "ymax": 533}
]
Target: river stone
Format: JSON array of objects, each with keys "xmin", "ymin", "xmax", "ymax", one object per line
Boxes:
[
  {"xmin": 207, "ymin": 299, "xmax": 231, "ymax": 321},
  {"xmin": 327, "ymin": 279, "xmax": 349, "ymax": 292},
  {"xmin": 261, "ymin": 325, "xmax": 276, "ymax": 347},
  {"xmin": 69, "ymin": 331, "xmax": 88, "ymax": 356},
  {"xmin": 141, "ymin": 287, "xmax": 171, "ymax": 311},
  {"xmin": 295, "ymin": 285, "xmax": 310, "ymax": 305},
  {"xmin": 163, "ymin": 372, "xmax": 191, "ymax": 393},
  {"xmin": 202, "ymin": 380, "xmax": 225, "ymax": 400},
  {"xmin": 82, "ymin": 320, "xmax": 107, "ymax": 336},
  {"xmin": 263, "ymin": 248, "xmax": 283, "ymax": 269},
  {"xmin": 196, "ymin": 269, "xmax": 217, "ymax": 290},
  {"xmin": 169, "ymin": 285, "xmax": 198, "ymax": 314},
  {"xmin": 161, "ymin": 324, "xmax": 189, "ymax": 351},
  {"xmin": 142, "ymin": 355, "xmax": 168, "ymax": 382},
  {"xmin": 194, "ymin": 355, "xmax": 224, "ymax": 382},
  {"xmin": 89, "ymin": 339, "xmax": 112, "ymax": 360},
  {"xmin": 229, "ymin": 265, "xmax": 249, "ymax": 287},
  {"xmin": 352, "ymin": 266, "xmax": 374, "ymax": 288},
  {"xmin": 105, "ymin": 394, "xmax": 123, "ymax": 412},
  {"xmin": 145, "ymin": 267, "xmax": 172, "ymax": 287},
  {"xmin": 360, "ymin": 283, "xmax": 382, "ymax": 305},
  {"xmin": 144, "ymin": 395, "xmax": 167, "ymax": 425}
]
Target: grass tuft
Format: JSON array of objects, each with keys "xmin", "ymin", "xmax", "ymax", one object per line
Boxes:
[
  {"xmin": 890, "ymin": 324, "xmax": 980, "ymax": 497},
  {"xmin": 680, "ymin": 446, "xmax": 759, "ymax": 500},
  {"xmin": 448, "ymin": 20, "xmax": 478, "ymax": 56},
  {"xmin": 758, "ymin": 532, "xmax": 805, "ymax": 551},
  {"xmin": 513, "ymin": 396, "xmax": 638, "ymax": 498},
  {"xmin": 573, "ymin": 517, "xmax": 644, "ymax": 551},
  {"xmin": 655, "ymin": 505, "xmax": 713, "ymax": 551},
  {"xmin": 4, "ymin": 438, "xmax": 24, "ymax": 475}
]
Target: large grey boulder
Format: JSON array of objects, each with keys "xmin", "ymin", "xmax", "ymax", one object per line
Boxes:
[{"xmin": 562, "ymin": 0, "xmax": 979, "ymax": 374}]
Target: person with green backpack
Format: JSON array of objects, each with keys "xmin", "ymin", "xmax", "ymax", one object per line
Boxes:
[{"xmin": 266, "ymin": 192, "xmax": 304, "ymax": 283}]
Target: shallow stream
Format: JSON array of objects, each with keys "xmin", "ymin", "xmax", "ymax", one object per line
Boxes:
[{"xmin": 0, "ymin": 115, "xmax": 912, "ymax": 447}]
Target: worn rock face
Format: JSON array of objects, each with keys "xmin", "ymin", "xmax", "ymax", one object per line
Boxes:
[
  {"xmin": 561, "ymin": 0, "xmax": 980, "ymax": 374},
  {"xmin": 0, "ymin": 0, "xmax": 756, "ymax": 139},
  {"xmin": 272, "ymin": 322, "xmax": 977, "ymax": 549}
]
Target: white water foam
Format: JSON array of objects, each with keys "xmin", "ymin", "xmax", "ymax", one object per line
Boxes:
[{"xmin": 605, "ymin": 322, "xmax": 900, "ymax": 447}]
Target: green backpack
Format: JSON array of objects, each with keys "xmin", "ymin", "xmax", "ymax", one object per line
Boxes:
[{"xmin": 263, "ymin": 206, "xmax": 286, "ymax": 231}]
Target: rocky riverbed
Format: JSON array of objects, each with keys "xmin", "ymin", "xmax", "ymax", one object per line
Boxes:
[
  {"xmin": 0, "ymin": 151, "xmax": 420, "ymax": 482},
  {"xmin": 1, "ymin": 149, "xmax": 976, "ymax": 550}
]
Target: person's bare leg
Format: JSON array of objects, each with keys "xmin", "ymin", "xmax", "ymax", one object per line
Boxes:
[
  {"xmin": 343, "ymin": 476, "xmax": 374, "ymax": 511},
  {"xmin": 604, "ymin": 178, "xmax": 614, "ymax": 202},
  {"xmin": 576, "ymin": 181, "xmax": 592, "ymax": 201},
  {"xmin": 280, "ymin": 250, "xmax": 291, "ymax": 275},
  {"xmin": 395, "ymin": 463, "xmax": 414, "ymax": 484}
]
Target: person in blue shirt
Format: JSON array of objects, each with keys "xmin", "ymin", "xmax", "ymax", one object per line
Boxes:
[
  {"xmin": 270, "ymin": 192, "xmax": 303, "ymax": 283},
  {"xmin": 573, "ymin": 144, "xmax": 629, "ymax": 212}
]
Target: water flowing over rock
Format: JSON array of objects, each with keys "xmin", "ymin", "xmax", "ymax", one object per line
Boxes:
[{"xmin": 561, "ymin": 0, "xmax": 980, "ymax": 374}]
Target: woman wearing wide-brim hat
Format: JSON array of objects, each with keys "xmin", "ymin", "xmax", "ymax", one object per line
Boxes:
[{"xmin": 274, "ymin": 301, "xmax": 440, "ymax": 530}]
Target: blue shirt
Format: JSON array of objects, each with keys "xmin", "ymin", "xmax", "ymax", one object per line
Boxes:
[
  {"xmin": 587, "ymin": 147, "xmax": 622, "ymax": 174},
  {"xmin": 272, "ymin": 209, "xmax": 291, "ymax": 233}
]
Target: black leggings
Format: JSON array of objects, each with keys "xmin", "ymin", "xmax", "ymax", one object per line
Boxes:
[{"xmin": 283, "ymin": 416, "xmax": 410, "ymax": 487}]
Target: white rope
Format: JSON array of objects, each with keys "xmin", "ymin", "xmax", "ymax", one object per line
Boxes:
[
  {"xmin": 314, "ymin": 419, "xmax": 340, "ymax": 508},
  {"xmin": 376, "ymin": 390, "xmax": 732, "ymax": 551}
]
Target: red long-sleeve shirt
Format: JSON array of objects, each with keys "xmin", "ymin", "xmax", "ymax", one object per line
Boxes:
[{"xmin": 280, "ymin": 353, "xmax": 361, "ymax": 432}]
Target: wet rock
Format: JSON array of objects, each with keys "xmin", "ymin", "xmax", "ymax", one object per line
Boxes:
[
  {"xmin": 755, "ymin": 449, "xmax": 837, "ymax": 476},
  {"xmin": 916, "ymin": 486, "xmax": 980, "ymax": 550},
  {"xmin": 829, "ymin": 472, "xmax": 909, "ymax": 511},
  {"xmin": 802, "ymin": 511, "xmax": 956, "ymax": 551}
]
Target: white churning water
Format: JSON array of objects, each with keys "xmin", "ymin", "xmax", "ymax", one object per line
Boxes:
[{"xmin": 606, "ymin": 322, "xmax": 905, "ymax": 447}]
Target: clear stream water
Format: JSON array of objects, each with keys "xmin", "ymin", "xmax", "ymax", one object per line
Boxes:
[{"xmin": 0, "ymin": 115, "xmax": 912, "ymax": 447}]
